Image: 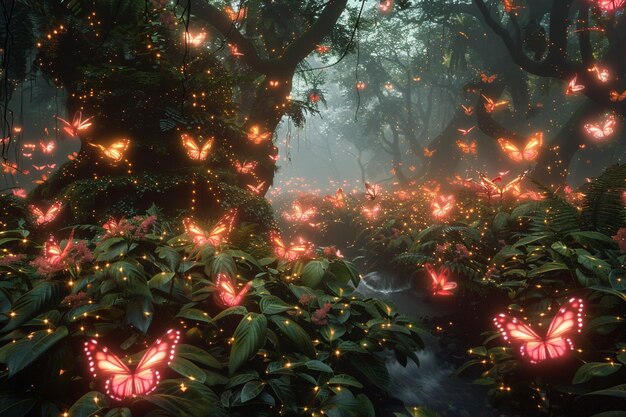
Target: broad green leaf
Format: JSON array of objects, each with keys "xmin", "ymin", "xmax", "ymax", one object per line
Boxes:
[
  {"xmin": 142, "ymin": 379, "xmax": 224, "ymax": 417},
  {"xmin": 305, "ymin": 359, "xmax": 333, "ymax": 373},
  {"xmin": 209, "ymin": 253, "xmax": 237, "ymax": 276},
  {"xmin": 176, "ymin": 308, "xmax": 212, "ymax": 324},
  {"xmin": 573, "ymin": 362, "xmax": 622, "ymax": 384},
  {"xmin": 328, "ymin": 374, "xmax": 363, "ymax": 388},
  {"xmin": 240, "ymin": 380, "xmax": 265, "ymax": 403},
  {"xmin": 68, "ymin": 391, "xmax": 108, "ymax": 417},
  {"xmin": 170, "ymin": 357, "xmax": 207, "ymax": 383},
  {"xmin": 270, "ymin": 316, "xmax": 316, "ymax": 358},
  {"xmin": 148, "ymin": 272, "xmax": 175, "ymax": 289},
  {"xmin": 301, "ymin": 260, "xmax": 329, "ymax": 288},
  {"xmin": 259, "ymin": 295, "xmax": 293, "ymax": 315},
  {"xmin": 2, "ymin": 281, "xmax": 65, "ymax": 332},
  {"xmin": 125, "ymin": 297, "xmax": 153, "ymax": 333},
  {"xmin": 527, "ymin": 262, "xmax": 569, "ymax": 278},
  {"xmin": 584, "ymin": 384, "xmax": 626, "ymax": 399},
  {"xmin": 229, "ymin": 313, "xmax": 267, "ymax": 375},
  {"xmin": 1, "ymin": 326, "xmax": 68, "ymax": 376},
  {"xmin": 176, "ymin": 344, "xmax": 221, "ymax": 368},
  {"xmin": 0, "ymin": 393, "xmax": 35, "ymax": 417}
]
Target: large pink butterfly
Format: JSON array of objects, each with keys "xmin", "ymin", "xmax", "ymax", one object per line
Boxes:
[
  {"xmin": 30, "ymin": 202, "xmax": 62, "ymax": 225},
  {"xmin": 493, "ymin": 298, "xmax": 584, "ymax": 363},
  {"xmin": 84, "ymin": 329, "xmax": 181, "ymax": 400},
  {"xmin": 183, "ymin": 210, "xmax": 237, "ymax": 248},
  {"xmin": 584, "ymin": 115, "xmax": 616, "ymax": 141},
  {"xmin": 44, "ymin": 229, "xmax": 75, "ymax": 266},
  {"xmin": 215, "ymin": 274, "xmax": 253, "ymax": 307},
  {"xmin": 283, "ymin": 202, "xmax": 316, "ymax": 223},
  {"xmin": 424, "ymin": 263, "xmax": 457, "ymax": 296}
]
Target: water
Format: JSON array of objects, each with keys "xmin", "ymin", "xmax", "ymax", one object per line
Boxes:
[{"xmin": 356, "ymin": 271, "xmax": 498, "ymax": 417}]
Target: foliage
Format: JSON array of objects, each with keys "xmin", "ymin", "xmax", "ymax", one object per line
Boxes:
[{"xmin": 0, "ymin": 212, "xmax": 425, "ymax": 417}]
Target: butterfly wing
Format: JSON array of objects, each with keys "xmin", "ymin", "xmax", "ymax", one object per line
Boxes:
[
  {"xmin": 216, "ymin": 274, "xmax": 252, "ymax": 306},
  {"xmin": 183, "ymin": 218, "xmax": 207, "ymax": 246},
  {"xmin": 498, "ymin": 138, "xmax": 523, "ymax": 162},
  {"xmin": 84, "ymin": 339, "xmax": 133, "ymax": 400},
  {"xmin": 43, "ymin": 202, "xmax": 62, "ymax": 223},
  {"xmin": 545, "ymin": 298, "xmax": 584, "ymax": 341},
  {"xmin": 493, "ymin": 314, "xmax": 547, "ymax": 362},
  {"xmin": 181, "ymin": 134, "xmax": 201, "ymax": 160},
  {"xmin": 521, "ymin": 133, "xmax": 543, "ymax": 161},
  {"xmin": 199, "ymin": 137, "xmax": 214, "ymax": 161},
  {"xmin": 206, "ymin": 209, "xmax": 237, "ymax": 246}
]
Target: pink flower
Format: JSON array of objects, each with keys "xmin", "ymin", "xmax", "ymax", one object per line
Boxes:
[
  {"xmin": 323, "ymin": 246, "xmax": 344, "ymax": 259},
  {"xmin": 0, "ymin": 253, "xmax": 26, "ymax": 266},
  {"xmin": 612, "ymin": 228, "xmax": 626, "ymax": 253},
  {"xmin": 311, "ymin": 303, "xmax": 332, "ymax": 326},
  {"xmin": 61, "ymin": 291, "xmax": 89, "ymax": 308},
  {"xmin": 298, "ymin": 294, "xmax": 317, "ymax": 305}
]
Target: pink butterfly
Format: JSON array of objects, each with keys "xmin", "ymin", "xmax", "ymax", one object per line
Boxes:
[
  {"xmin": 364, "ymin": 182, "xmax": 381, "ymax": 200},
  {"xmin": 379, "ymin": 0, "xmax": 393, "ymax": 13},
  {"xmin": 233, "ymin": 160, "xmax": 257, "ymax": 174},
  {"xmin": 11, "ymin": 188, "xmax": 27, "ymax": 198},
  {"xmin": 30, "ymin": 202, "xmax": 62, "ymax": 225},
  {"xmin": 596, "ymin": 0, "xmax": 625, "ymax": 11},
  {"xmin": 361, "ymin": 204, "xmax": 381, "ymax": 220},
  {"xmin": 584, "ymin": 115, "xmax": 616, "ymax": 140},
  {"xmin": 431, "ymin": 194, "xmax": 455, "ymax": 219},
  {"xmin": 283, "ymin": 202, "xmax": 316, "ymax": 223},
  {"xmin": 55, "ymin": 111, "xmax": 94, "ymax": 137},
  {"xmin": 271, "ymin": 232, "xmax": 313, "ymax": 262},
  {"xmin": 246, "ymin": 181, "xmax": 266, "ymax": 195},
  {"xmin": 39, "ymin": 140, "xmax": 56, "ymax": 154},
  {"xmin": 214, "ymin": 274, "xmax": 253, "ymax": 307},
  {"xmin": 424, "ymin": 263, "xmax": 457, "ymax": 296},
  {"xmin": 457, "ymin": 126, "xmax": 475, "ymax": 136},
  {"xmin": 44, "ymin": 229, "xmax": 75, "ymax": 266},
  {"xmin": 587, "ymin": 65, "xmax": 610, "ymax": 82},
  {"xmin": 183, "ymin": 210, "xmax": 236, "ymax": 248},
  {"xmin": 84, "ymin": 329, "xmax": 181, "ymax": 400},
  {"xmin": 494, "ymin": 298, "xmax": 584, "ymax": 363},
  {"xmin": 565, "ymin": 75, "xmax": 585, "ymax": 95}
]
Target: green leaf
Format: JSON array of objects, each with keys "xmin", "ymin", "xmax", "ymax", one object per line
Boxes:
[
  {"xmin": 125, "ymin": 297, "xmax": 153, "ymax": 333},
  {"xmin": 209, "ymin": 253, "xmax": 237, "ymax": 276},
  {"xmin": 2, "ymin": 281, "xmax": 65, "ymax": 332},
  {"xmin": 104, "ymin": 408, "xmax": 132, "ymax": 417},
  {"xmin": 328, "ymin": 374, "xmax": 363, "ymax": 388},
  {"xmin": 229, "ymin": 313, "xmax": 267, "ymax": 375},
  {"xmin": 169, "ymin": 357, "xmax": 207, "ymax": 383},
  {"xmin": 270, "ymin": 316, "xmax": 316, "ymax": 358},
  {"xmin": 259, "ymin": 295, "xmax": 293, "ymax": 315},
  {"xmin": 590, "ymin": 286, "xmax": 626, "ymax": 302},
  {"xmin": 585, "ymin": 316, "xmax": 625, "ymax": 334},
  {"xmin": 68, "ymin": 391, "xmax": 109, "ymax": 417},
  {"xmin": 142, "ymin": 379, "xmax": 224, "ymax": 417},
  {"xmin": 573, "ymin": 362, "xmax": 622, "ymax": 384},
  {"xmin": 585, "ymin": 384, "xmax": 626, "ymax": 399},
  {"xmin": 0, "ymin": 326, "xmax": 69, "ymax": 376},
  {"xmin": 305, "ymin": 359, "xmax": 333, "ymax": 373},
  {"xmin": 240, "ymin": 380, "xmax": 266, "ymax": 403},
  {"xmin": 0, "ymin": 393, "xmax": 35, "ymax": 417},
  {"xmin": 527, "ymin": 262, "xmax": 569, "ymax": 278},
  {"xmin": 176, "ymin": 308, "xmax": 212, "ymax": 324},
  {"xmin": 155, "ymin": 246, "xmax": 182, "ymax": 271},
  {"xmin": 213, "ymin": 306, "xmax": 247, "ymax": 322},
  {"xmin": 176, "ymin": 344, "xmax": 221, "ymax": 369},
  {"xmin": 301, "ymin": 260, "xmax": 329, "ymax": 288},
  {"xmin": 148, "ymin": 272, "xmax": 175, "ymax": 289}
]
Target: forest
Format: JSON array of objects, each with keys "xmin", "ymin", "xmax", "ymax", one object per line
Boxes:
[{"xmin": 0, "ymin": 0, "xmax": 624, "ymax": 416}]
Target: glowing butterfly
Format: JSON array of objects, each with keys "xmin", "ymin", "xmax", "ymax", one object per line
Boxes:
[
  {"xmin": 90, "ymin": 139, "xmax": 129, "ymax": 163},
  {"xmin": 422, "ymin": 183, "xmax": 441, "ymax": 198},
  {"xmin": 102, "ymin": 218, "xmax": 125, "ymax": 236},
  {"xmin": 271, "ymin": 232, "xmax": 312, "ymax": 262},
  {"xmin": 461, "ymin": 105, "xmax": 474, "ymax": 116},
  {"xmin": 498, "ymin": 133, "xmax": 543, "ymax": 162},
  {"xmin": 184, "ymin": 31, "xmax": 207, "ymax": 46},
  {"xmin": 181, "ymin": 134, "xmax": 214, "ymax": 161},
  {"xmin": 587, "ymin": 65, "xmax": 610, "ymax": 82},
  {"xmin": 596, "ymin": 0, "xmax": 626, "ymax": 10},
  {"xmin": 424, "ymin": 263, "xmax": 457, "ymax": 296},
  {"xmin": 11, "ymin": 188, "xmax": 27, "ymax": 198},
  {"xmin": 55, "ymin": 111, "xmax": 94, "ymax": 137},
  {"xmin": 1, "ymin": 161, "xmax": 21, "ymax": 175},
  {"xmin": 362, "ymin": 204, "xmax": 381, "ymax": 220},
  {"xmin": 22, "ymin": 153, "xmax": 33, "ymax": 158},
  {"xmin": 84, "ymin": 329, "xmax": 180, "ymax": 400},
  {"xmin": 39, "ymin": 140, "xmax": 56, "ymax": 154},
  {"xmin": 356, "ymin": 81, "xmax": 367, "ymax": 90},
  {"xmin": 457, "ymin": 126, "xmax": 475, "ymax": 136},
  {"xmin": 247, "ymin": 125, "xmax": 271, "ymax": 144},
  {"xmin": 183, "ymin": 210, "xmax": 236, "ymax": 248},
  {"xmin": 228, "ymin": 43, "xmax": 244, "ymax": 57},
  {"xmin": 493, "ymin": 298, "xmax": 584, "ymax": 363},
  {"xmin": 431, "ymin": 195, "xmax": 455, "ymax": 219},
  {"xmin": 214, "ymin": 274, "xmax": 253, "ymax": 307},
  {"xmin": 316, "ymin": 45, "xmax": 331, "ymax": 54},
  {"xmin": 456, "ymin": 140, "xmax": 477, "ymax": 154},
  {"xmin": 584, "ymin": 115, "xmax": 616, "ymax": 140},
  {"xmin": 502, "ymin": 0, "xmax": 522, "ymax": 12},
  {"xmin": 233, "ymin": 160, "xmax": 257, "ymax": 174},
  {"xmin": 379, "ymin": 0, "xmax": 393, "ymax": 13},
  {"xmin": 423, "ymin": 147, "xmax": 436, "ymax": 157},
  {"xmin": 610, "ymin": 90, "xmax": 626, "ymax": 102},
  {"xmin": 44, "ymin": 229, "xmax": 74, "ymax": 266},
  {"xmin": 224, "ymin": 6, "xmax": 247, "ymax": 21},
  {"xmin": 480, "ymin": 73, "xmax": 497, "ymax": 83},
  {"xmin": 68, "ymin": 152, "xmax": 78, "ymax": 160},
  {"xmin": 565, "ymin": 76, "xmax": 585, "ymax": 95},
  {"xmin": 324, "ymin": 188, "xmax": 346, "ymax": 208},
  {"xmin": 283, "ymin": 202, "xmax": 316, "ymax": 223},
  {"xmin": 364, "ymin": 182, "xmax": 381, "ymax": 200},
  {"xmin": 33, "ymin": 165, "xmax": 48, "ymax": 171},
  {"xmin": 482, "ymin": 95, "xmax": 509, "ymax": 113},
  {"xmin": 34, "ymin": 174, "xmax": 49, "ymax": 185},
  {"xmin": 478, "ymin": 170, "xmax": 528, "ymax": 197},
  {"xmin": 246, "ymin": 181, "xmax": 266, "ymax": 195},
  {"xmin": 268, "ymin": 80, "xmax": 280, "ymax": 88},
  {"xmin": 30, "ymin": 202, "xmax": 62, "ymax": 225}
]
